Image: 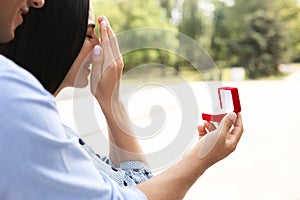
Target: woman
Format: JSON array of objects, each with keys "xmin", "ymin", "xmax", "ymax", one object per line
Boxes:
[
  {"xmin": 0, "ymin": 0, "xmax": 245, "ymax": 198},
  {"xmin": 0, "ymin": 0, "xmax": 152, "ymax": 187}
]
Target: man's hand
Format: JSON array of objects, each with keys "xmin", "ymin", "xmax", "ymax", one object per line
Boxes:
[{"xmin": 196, "ymin": 112, "xmax": 243, "ymax": 168}]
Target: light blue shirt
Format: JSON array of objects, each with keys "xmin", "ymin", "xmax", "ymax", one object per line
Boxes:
[
  {"xmin": 0, "ymin": 55, "xmax": 147, "ymax": 200},
  {"xmin": 63, "ymin": 125, "xmax": 153, "ymax": 187}
]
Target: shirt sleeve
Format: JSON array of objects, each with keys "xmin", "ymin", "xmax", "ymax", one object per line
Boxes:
[
  {"xmin": 0, "ymin": 57, "xmax": 147, "ymax": 200},
  {"xmin": 101, "ymin": 156, "xmax": 154, "ymax": 185},
  {"xmin": 63, "ymin": 117, "xmax": 153, "ymax": 188}
]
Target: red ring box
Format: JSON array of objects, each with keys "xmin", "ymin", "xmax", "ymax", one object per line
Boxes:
[{"xmin": 202, "ymin": 87, "xmax": 241, "ymax": 122}]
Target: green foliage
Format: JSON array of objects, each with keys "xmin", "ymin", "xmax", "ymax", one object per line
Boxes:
[
  {"xmin": 177, "ymin": 0, "xmax": 214, "ymax": 76},
  {"xmin": 278, "ymin": 0, "xmax": 300, "ymax": 62},
  {"xmin": 234, "ymin": 9, "xmax": 284, "ymax": 78},
  {"xmin": 211, "ymin": 0, "xmax": 300, "ymax": 79},
  {"xmin": 92, "ymin": 0, "xmax": 178, "ymax": 72},
  {"xmin": 179, "ymin": 0, "xmax": 204, "ymax": 39},
  {"xmin": 159, "ymin": 0, "xmax": 176, "ymax": 20},
  {"xmin": 91, "ymin": 0, "xmax": 300, "ymax": 80}
]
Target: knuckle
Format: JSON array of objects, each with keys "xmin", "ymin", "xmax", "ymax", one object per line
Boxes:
[
  {"xmin": 110, "ymin": 61, "xmax": 118, "ymax": 69},
  {"xmin": 229, "ymin": 144, "xmax": 236, "ymax": 153},
  {"xmin": 116, "ymin": 58, "xmax": 124, "ymax": 69},
  {"xmin": 101, "ymin": 40, "xmax": 110, "ymax": 48}
]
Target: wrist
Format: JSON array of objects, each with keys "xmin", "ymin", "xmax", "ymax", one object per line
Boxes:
[
  {"xmin": 182, "ymin": 146, "xmax": 208, "ymax": 177},
  {"xmin": 97, "ymin": 96, "xmax": 127, "ymax": 122},
  {"xmin": 96, "ymin": 93, "xmax": 122, "ymax": 112}
]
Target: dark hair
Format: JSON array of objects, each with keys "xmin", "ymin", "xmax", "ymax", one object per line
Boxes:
[{"xmin": 0, "ymin": 0, "xmax": 89, "ymax": 94}]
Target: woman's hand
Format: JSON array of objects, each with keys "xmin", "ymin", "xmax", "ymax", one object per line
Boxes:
[
  {"xmin": 90, "ymin": 16, "xmax": 146, "ymax": 166},
  {"xmin": 90, "ymin": 16, "xmax": 123, "ymax": 108}
]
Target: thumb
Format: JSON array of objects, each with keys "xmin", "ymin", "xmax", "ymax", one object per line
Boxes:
[
  {"xmin": 219, "ymin": 112, "xmax": 237, "ymax": 137},
  {"xmin": 90, "ymin": 45, "xmax": 103, "ymax": 96},
  {"xmin": 91, "ymin": 45, "xmax": 103, "ymax": 76}
]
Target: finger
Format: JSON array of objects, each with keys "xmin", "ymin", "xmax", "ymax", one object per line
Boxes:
[
  {"xmin": 99, "ymin": 16, "xmax": 109, "ymax": 43},
  {"xmin": 198, "ymin": 120, "xmax": 217, "ymax": 138},
  {"xmin": 204, "ymin": 121, "xmax": 216, "ymax": 132},
  {"xmin": 219, "ymin": 112, "xmax": 237, "ymax": 138},
  {"xmin": 91, "ymin": 45, "xmax": 103, "ymax": 76},
  {"xmin": 99, "ymin": 16, "xmax": 114, "ymax": 64},
  {"xmin": 229, "ymin": 113, "xmax": 243, "ymax": 147},
  {"xmin": 98, "ymin": 16, "xmax": 115, "ymax": 74},
  {"xmin": 198, "ymin": 125, "xmax": 207, "ymax": 137},
  {"xmin": 90, "ymin": 45, "xmax": 104, "ymax": 95},
  {"xmin": 102, "ymin": 16, "xmax": 114, "ymax": 38},
  {"xmin": 110, "ymin": 35, "xmax": 123, "ymax": 65},
  {"xmin": 102, "ymin": 16, "xmax": 123, "ymax": 65}
]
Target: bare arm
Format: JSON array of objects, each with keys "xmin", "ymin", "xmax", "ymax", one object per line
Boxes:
[
  {"xmin": 90, "ymin": 16, "xmax": 146, "ymax": 166},
  {"xmin": 90, "ymin": 16, "xmax": 244, "ymax": 199},
  {"xmin": 137, "ymin": 113, "xmax": 243, "ymax": 199},
  {"xmin": 99, "ymin": 95, "xmax": 147, "ymax": 166}
]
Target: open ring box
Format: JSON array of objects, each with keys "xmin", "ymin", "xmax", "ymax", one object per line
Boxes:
[{"xmin": 202, "ymin": 87, "xmax": 241, "ymax": 123}]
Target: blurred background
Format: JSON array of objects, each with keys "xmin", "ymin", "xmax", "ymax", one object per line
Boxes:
[
  {"xmin": 57, "ymin": 0, "xmax": 300, "ymax": 199},
  {"xmin": 92, "ymin": 0, "xmax": 300, "ymax": 81}
]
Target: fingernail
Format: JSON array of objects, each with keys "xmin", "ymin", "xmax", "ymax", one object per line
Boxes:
[
  {"xmin": 229, "ymin": 112, "xmax": 237, "ymax": 122},
  {"xmin": 103, "ymin": 16, "xmax": 110, "ymax": 26},
  {"xmin": 97, "ymin": 16, "xmax": 102, "ymax": 24},
  {"xmin": 93, "ymin": 45, "xmax": 101, "ymax": 56},
  {"xmin": 101, "ymin": 20, "xmax": 107, "ymax": 30}
]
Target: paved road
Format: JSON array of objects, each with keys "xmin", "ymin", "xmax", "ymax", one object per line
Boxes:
[{"xmin": 57, "ymin": 79, "xmax": 300, "ymax": 200}]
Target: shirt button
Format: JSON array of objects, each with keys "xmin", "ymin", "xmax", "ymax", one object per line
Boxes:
[
  {"xmin": 111, "ymin": 166, "xmax": 118, "ymax": 172},
  {"xmin": 79, "ymin": 138, "xmax": 85, "ymax": 145},
  {"xmin": 123, "ymin": 181, "xmax": 128, "ymax": 186},
  {"xmin": 133, "ymin": 169, "xmax": 139, "ymax": 172}
]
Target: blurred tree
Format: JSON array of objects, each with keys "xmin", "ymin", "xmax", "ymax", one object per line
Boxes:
[
  {"xmin": 179, "ymin": 0, "xmax": 204, "ymax": 39},
  {"xmin": 278, "ymin": 0, "xmax": 300, "ymax": 62},
  {"xmin": 210, "ymin": 0, "xmax": 298, "ymax": 79},
  {"xmin": 159, "ymin": 0, "xmax": 176, "ymax": 21},
  {"xmin": 92, "ymin": 0, "xmax": 178, "ymax": 74},
  {"xmin": 92, "ymin": 0, "xmax": 300, "ymax": 79},
  {"xmin": 210, "ymin": 0, "xmax": 229, "ymax": 68},
  {"xmin": 177, "ymin": 0, "xmax": 213, "ymax": 73},
  {"xmin": 236, "ymin": 10, "xmax": 284, "ymax": 78}
]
